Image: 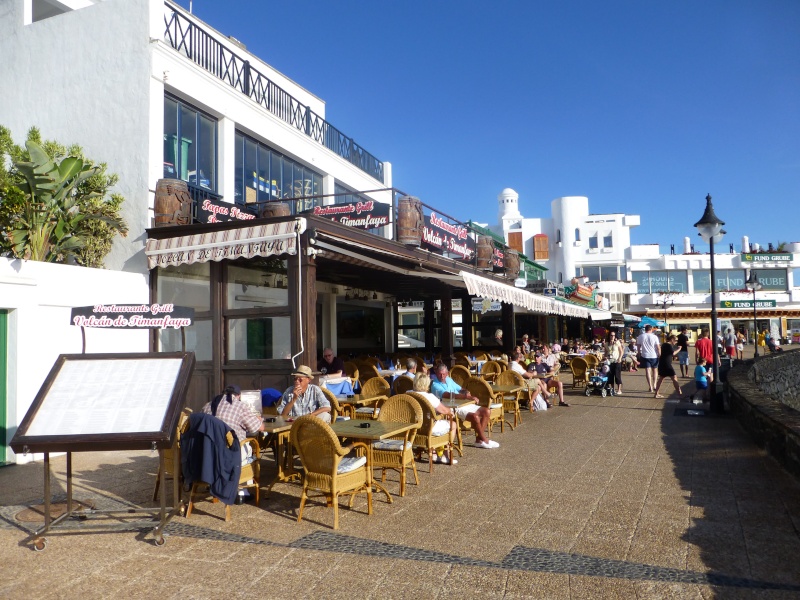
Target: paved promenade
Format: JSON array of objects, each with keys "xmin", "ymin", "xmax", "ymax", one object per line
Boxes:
[{"xmin": 2, "ymin": 353, "xmax": 800, "ymax": 598}]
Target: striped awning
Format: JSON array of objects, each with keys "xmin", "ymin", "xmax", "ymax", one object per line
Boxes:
[
  {"xmin": 145, "ymin": 219, "xmax": 304, "ymax": 269},
  {"xmin": 460, "ymin": 271, "xmax": 590, "ymax": 318}
]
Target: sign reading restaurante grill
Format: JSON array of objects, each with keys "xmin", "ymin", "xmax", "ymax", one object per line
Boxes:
[
  {"xmin": 422, "ymin": 213, "xmax": 475, "ymax": 261},
  {"xmin": 719, "ymin": 299, "xmax": 777, "ymax": 309},
  {"xmin": 70, "ymin": 304, "xmax": 195, "ymax": 329},
  {"xmin": 310, "ymin": 201, "xmax": 390, "ymax": 230}
]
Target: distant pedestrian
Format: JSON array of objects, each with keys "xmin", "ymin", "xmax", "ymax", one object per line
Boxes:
[
  {"xmin": 654, "ymin": 334, "xmax": 682, "ymax": 398},
  {"xmin": 735, "ymin": 331, "xmax": 745, "ymax": 361},
  {"xmin": 676, "ymin": 326, "xmax": 690, "ymax": 378},
  {"xmin": 695, "ymin": 329, "xmax": 715, "ymax": 375},
  {"xmin": 636, "ymin": 324, "xmax": 661, "ymax": 392},
  {"xmin": 604, "ymin": 330, "xmax": 624, "ymax": 395},
  {"xmin": 724, "ymin": 328, "xmax": 736, "ymax": 359}
]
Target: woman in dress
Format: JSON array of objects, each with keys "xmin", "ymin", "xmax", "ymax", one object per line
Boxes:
[{"xmin": 654, "ymin": 334, "xmax": 682, "ymax": 398}]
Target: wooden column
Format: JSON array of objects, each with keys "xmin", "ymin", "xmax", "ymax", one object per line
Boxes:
[
  {"xmin": 461, "ymin": 295, "xmax": 472, "ymax": 351},
  {"xmin": 501, "ymin": 301, "xmax": 514, "ymax": 354},
  {"xmin": 440, "ymin": 287, "xmax": 454, "ymax": 365}
]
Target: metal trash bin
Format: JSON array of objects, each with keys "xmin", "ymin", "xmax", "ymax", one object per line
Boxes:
[{"xmin": 718, "ymin": 356, "xmax": 733, "ymax": 383}]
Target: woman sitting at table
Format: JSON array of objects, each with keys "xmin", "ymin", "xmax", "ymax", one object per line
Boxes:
[{"xmin": 412, "ymin": 373, "xmax": 458, "ymax": 464}]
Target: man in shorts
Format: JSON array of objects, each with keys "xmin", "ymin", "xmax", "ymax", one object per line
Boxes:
[
  {"xmin": 430, "ymin": 363, "xmax": 497, "ymax": 449},
  {"xmin": 636, "ymin": 324, "xmax": 661, "ymax": 392},
  {"xmin": 695, "ymin": 329, "xmax": 715, "ymax": 376},
  {"xmin": 676, "ymin": 326, "xmax": 690, "ymax": 378},
  {"xmin": 724, "ymin": 328, "xmax": 737, "ymax": 359}
]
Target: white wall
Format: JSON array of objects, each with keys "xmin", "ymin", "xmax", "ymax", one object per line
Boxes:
[{"xmin": 0, "ymin": 258, "xmax": 149, "ymax": 464}]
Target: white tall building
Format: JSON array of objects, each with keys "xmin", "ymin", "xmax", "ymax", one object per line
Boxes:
[{"xmin": 494, "ymin": 190, "xmax": 640, "ymax": 312}]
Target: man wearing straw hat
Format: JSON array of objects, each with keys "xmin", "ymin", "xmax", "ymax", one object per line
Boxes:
[{"xmin": 277, "ymin": 365, "xmax": 331, "ymax": 422}]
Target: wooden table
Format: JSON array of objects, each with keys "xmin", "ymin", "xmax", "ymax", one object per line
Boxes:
[
  {"xmin": 260, "ymin": 416, "xmax": 299, "ymax": 495},
  {"xmin": 330, "ymin": 420, "xmax": 417, "ymax": 503}
]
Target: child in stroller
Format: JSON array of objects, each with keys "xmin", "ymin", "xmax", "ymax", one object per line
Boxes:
[{"xmin": 585, "ymin": 360, "xmax": 614, "ymax": 397}]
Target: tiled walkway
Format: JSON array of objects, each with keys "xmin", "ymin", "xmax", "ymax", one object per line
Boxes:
[{"xmin": 2, "ymin": 355, "xmax": 800, "ymax": 598}]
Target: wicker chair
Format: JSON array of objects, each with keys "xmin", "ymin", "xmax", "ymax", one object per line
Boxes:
[
  {"xmin": 494, "ymin": 370, "xmax": 524, "ymax": 427},
  {"xmin": 372, "ymin": 394, "xmax": 422, "ymax": 497},
  {"xmin": 152, "ymin": 407, "xmax": 192, "ymax": 502},
  {"xmin": 354, "ymin": 377, "xmax": 390, "ymax": 420},
  {"xmin": 480, "ymin": 360, "xmax": 502, "ymax": 383},
  {"xmin": 393, "ymin": 375, "xmax": 414, "ymax": 395},
  {"xmin": 321, "ymin": 387, "xmax": 354, "ymax": 420},
  {"xmin": 454, "ymin": 356, "xmax": 471, "ymax": 369},
  {"xmin": 473, "ymin": 351, "xmax": 488, "ymax": 361},
  {"xmin": 186, "ymin": 431, "xmax": 261, "ymax": 523},
  {"xmin": 408, "ymin": 392, "xmax": 456, "ymax": 472},
  {"xmin": 570, "ymin": 357, "xmax": 589, "ymax": 389},
  {"xmin": 584, "ymin": 353, "xmax": 600, "ymax": 373},
  {"xmin": 357, "ymin": 362, "xmax": 382, "ymax": 386},
  {"xmin": 465, "ymin": 377, "xmax": 504, "ymax": 435},
  {"xmin": 291, "ymin": 415, "xmax": 372, "ymax": 530},
  {"xmin": 343, "ymin": 361, "xmax": 360, "ymax": 385},
  {"xmin": 449, "ymin": 365, "xmax": 471, "ymax": 388}
]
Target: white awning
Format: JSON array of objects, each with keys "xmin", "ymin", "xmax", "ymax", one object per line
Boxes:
[
  {"xmin": 460, "ymin": 271, "xmax": 590, "ymax": 318},
  {"xmin": 145, "ymin": 219, "xmax": 305, "ymax": 269},
  {"xmin": 586, "ymin": 308, "xmax": 613, "ymax": 321}
]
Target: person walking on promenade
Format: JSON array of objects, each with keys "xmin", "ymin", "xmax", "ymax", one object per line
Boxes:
[
  {"xmin": 735, "ymin": 330, "xmax": 745, "ymax": 361},
  {"xmin": 724, "ymin": 328, "xmax": 737, "ymax": 360},
  {"xmin": 636, "ymin": 324, "xmax": 661, "ymax": 392},
  {"xmin": 676, "ymin": 326, "xmax": 690, "ymax": 378},
  {"xmin": 654, "ymin": 334, "xmax": 682, "ymax": 398},
  {"xmin": 604, "ymin": 330, "xmax": 624, "ymax": 395},
  {"xmin": 695, "ymin": 329, "xmax": 715, "ymax": 375}
]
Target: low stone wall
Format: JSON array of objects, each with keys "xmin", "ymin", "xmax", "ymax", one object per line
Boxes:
[{"xmin": 727, "ymin": 349, "xmax": 800, "ymax": 479}]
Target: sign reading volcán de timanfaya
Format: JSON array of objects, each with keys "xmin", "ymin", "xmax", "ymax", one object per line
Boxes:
[
  {"xmin": 422, "ymin": 213, "xmax": 476, "ymax": 261},
  {"xmin": 71, "ymin": 304, "xmax": 195, "ymax": 329}
]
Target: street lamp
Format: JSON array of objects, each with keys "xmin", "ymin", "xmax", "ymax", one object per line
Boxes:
[
  {"xmin": 745, "ymin": 269, "xmax": 762, "ymax": 357},
  {"xmin": 658, "ymin": 296, "xmax": 674, "ymax": 332},
  {"xmin": 694, "ymin": 194, "xmax": 725, "ymax": 414}
]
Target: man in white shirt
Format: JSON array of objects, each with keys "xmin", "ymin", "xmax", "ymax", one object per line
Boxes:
[
  {"xmin": 510, "ymin": 351, "xmax": 550, "ymax": 401},
  {"xmin": 636, "ymin": 325, "xmax": 661, "ymax": 392}
]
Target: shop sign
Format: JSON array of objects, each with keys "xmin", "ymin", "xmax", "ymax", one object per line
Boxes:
[
  {"xmin": 70, "ymin": 304, "xmax": 195, "ymax": 329},
  {"xmin": 196, "ymin": 197, "xmax": 256, "ymax": 224},
  {"xmin": 719, "ymin": 299, "xmax": 777, "ymax": 309},
  {"xmin": 310, "ymin": 201, "xmax": 390, "ymax": 230},
  {"xmin": 421, "ymin": 213, "xmax": 475, "ymax": 261},
  {"xmin": 472, "ymin": 298, "xmax": 502, "ymax": 313},
  {"xmin": 528, "ymin": 279, "xmax": 558, "ymax": 293},
  {"xmin": 741, "ymin": 252, "xmax": 793, "ymax": 263},
  {"xmin": 491, "ymin": 246, "xmax": 504, "ymax": 270},
  {"xmin": 543, "ymin": 288, "xmax": 557, "ymax": 297}
]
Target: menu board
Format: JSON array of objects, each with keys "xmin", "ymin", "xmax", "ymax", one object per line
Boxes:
[{"xmin": 11, "ymin": 352, "xmax": 195, "ymax": 453}]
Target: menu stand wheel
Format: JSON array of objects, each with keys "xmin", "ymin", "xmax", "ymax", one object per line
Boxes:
[
  {"xmin": 33, "ymin": 538, "xmax": 47, "ymax": 552},
  {"xmin": 154, "ymin": 536, "xmax": 166, "ymax": 547}
]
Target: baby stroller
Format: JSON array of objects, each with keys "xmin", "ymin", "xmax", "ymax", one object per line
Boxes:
[{"xmin": 585, "ymin": 361, "xmax": 614, "ymax": 397}]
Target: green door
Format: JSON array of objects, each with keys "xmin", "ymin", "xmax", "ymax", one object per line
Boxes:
[{"xmin": 0, "ymin": 310, "xmax": 7, "ymax": 464}]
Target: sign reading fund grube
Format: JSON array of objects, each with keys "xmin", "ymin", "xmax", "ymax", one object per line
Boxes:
[
  {"xmin": 71, "ymin": 304, "xmax": 195, "ymax": 329},
  {"xmin": 422, "ymin": 213, "xmax": 475, "ymax": 261},
  {"xmin": 310, "ymin": 201, "xmax": 390, "ymax": 230},
  {"xmin": 196, "ymin": 197, "xmax": 257, "ymax": 224}
]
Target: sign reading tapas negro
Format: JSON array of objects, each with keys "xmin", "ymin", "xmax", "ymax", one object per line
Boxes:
[
  {"xmin": 196, "ymin": 197, "xmax": 257, "ymax": 224},
  {"xmin": 70, "ymin": 304, "xmax": 195, "ymax": 329},
  {"xmin": 422, "ymin": 213, "xmax": 476, "ymax": 261},
  {"xmin": 310, "ymin": 201, "xmax": 390, "ymax": 230}
]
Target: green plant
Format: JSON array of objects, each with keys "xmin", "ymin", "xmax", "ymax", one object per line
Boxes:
[{"xmin": 0, "ymin": 127, "xmax": 127, "ymax": 266}]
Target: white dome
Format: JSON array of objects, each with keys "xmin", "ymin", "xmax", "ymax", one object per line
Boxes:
[
  {"xmin": 498, "ymin": 188, "xmax": 518, "ymax": 199},
  {"xmin": 497, "ymin": 188, "xmax": 521, "ymax": 221}
]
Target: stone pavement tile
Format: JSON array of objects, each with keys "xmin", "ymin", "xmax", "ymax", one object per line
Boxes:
[
  {"xmin": 685, "ymin": 520, "xmax": 745, "ymax": 552},
  {"xmin": 627, "ymin": 534, "xmax": 688, "ymax": 570},
  {"xmin": 517, "ymin": 526, "xmax": 579, "ymax": 553},
  {"xmin": 633, "ymin": 580, "xmax": 707, "ymax": 599},
  {"xmin": 571, "ymin": 531, "xmax": 632, "ymax": 561},
  {"xmin": 568, "ymin": 575, "xmax": 640, "ymax": 599},
  {"xmin": 640, "ymin": 501, "xmax": 691, "ymax": 523},
  {"xmin": 686, "ymin": 545, "xmax": 751, "ymax": 579},
  {"xmin": 592, "ymin": 498, "xmax": 645, "ymax": 523},
  {"xmin": 436, "ymin": 564, "xmax": 509, "ymax": 597},
  {"xmin": 689, "ymin": 500, "xmax": 740, "ymax": 523},
  {"xmin": 736, "ymin": 499, "xmax": 797, "ymax": 529},
  {"xmin": 504, "ymin": 570, "xmax": 570, "ymax": 599}
]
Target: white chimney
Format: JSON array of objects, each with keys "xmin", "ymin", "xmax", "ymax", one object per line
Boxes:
[
  {"xmin": 683, "ymin": 237, "xmax": 691, "ymax": 254},
  {"xmin": 742, "ymin": 236, "xmax": 750, "ymax": 253},
  {"xmin": 753, "ymin": 243, "xmax": 760, "ymax": 252}
]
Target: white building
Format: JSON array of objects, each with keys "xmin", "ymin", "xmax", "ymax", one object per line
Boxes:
[
  {"xmin": 494, "ymin": 189, "xmax": 640, "ymax": 313},
  {"xmin": 0, "ymin": 0, "xmax": 393, "ymax": 463}
]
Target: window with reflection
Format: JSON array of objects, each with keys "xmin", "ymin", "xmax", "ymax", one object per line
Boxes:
[
  {"xmin": 156, "ymin": 262, "xmax": 211, "ymax": 312},
  {"xmin": 158, "ymin": 321, "xmax": 212, "ymax": 361},
  {"xmin": 589, "ymin": 235, "xmax": 598, "ymax": 249},
  {"xmin": 163, "ymin": 95, "xmax": 216, "ymax": 190},
  {"xmin": 603, "ymin": 233, "xmax": 613, "ymax": 248},
  {"xmin": 632, "ymin": 270, "xmax": 687, "ymax": 293},
  {"xmin": 226, "ymin": 262, "xmax": 289, "ymax": 309},
  {"xmin": 758, "ymin": 269, "xmax": 787, "ymax": 291},
  {"xmin": 234, "ymin": 131, "xmax": 322, "ymax": 211},
  {"xmin": 227, "ymin": 316, "xmax": 291, "ymax": 360}
]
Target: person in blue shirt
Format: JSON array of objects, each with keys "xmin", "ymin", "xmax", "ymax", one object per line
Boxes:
[
  {"xmin": 430, "ymin": 363, "xmax": 497, "ymax": 449},
  {"xmin": 689, "ymin": 357, "xmax": 713, "ymax": 402}
]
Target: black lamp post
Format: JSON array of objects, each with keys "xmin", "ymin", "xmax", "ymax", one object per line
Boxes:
[
  {"xmin": 694, "ymin": 194, "xmax": 725, "ymax": 413},
  {"xmin": 745, "ymin": 269, "xmax": 762, "ymax": 357},
  {"xmin": 658, "ymin": 296, "xmax": 674, "ymax": 332}
]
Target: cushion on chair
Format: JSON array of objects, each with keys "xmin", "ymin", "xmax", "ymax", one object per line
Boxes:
[
  {"xmin": 490, "ymin": 403, "xmax": 503, "ymax": 409},
  {"xmin": 335, "ymin": 416, "xmax": 351, "ymax": 421},
  {"xmin": 355, "ymin": 407, "xmax": 380, "ymax": 415},
  {"xmin": 337, "ymin": 456, "xmax": 367, "ymax": 474},
  {"xmin": 431, "ymin": 420, "xmax": 451, "ymax": 436},
  {"xmin": 371, "ymin": 440, "xmax": 411, "ymax": 451}
]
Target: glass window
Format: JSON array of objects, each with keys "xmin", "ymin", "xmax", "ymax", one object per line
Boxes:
[
  {"xmin": 649, "ymin": 270, "xmax": 670, "ymax": 293},
  {"xmin": 575, "ymin": 228, "xmax": 581, "ymax": 241},
  {"xmin": 556, "ymin": 229, "xmax": 561, "ymax": 243},
  {"xmin": 759, "ymin": 269, "xmax": 787, "ymax": 291},
  {"xmin": 227, "ymin": 263, "xmax": 289, "ymax": 309},
  {"xmin": 158, "ymin": 320, "xmax": 212, "ymax": 361},
  {"xmin": 600, "ymin": 266, "xmax": 618, "ymax": 282},
  {"xmin": 228, "ymin": 317, "xmax": 291, "ymax": 360},
  {"xmin": 582, "ymin": 266, "xmax": 600, "ymax": 282},
  {"xmin": 589, "ymin": 235, "xmax": 598, "ymax": 249},
  {"xmin": 631, "ymin": 271, "xmax": 651, "ymax": 294},
  {"xmin": 668, "ymin": 271, "xmax": 688, "ymax": 292},
  {"xmin": 234, "ymin": 134, "xmax": 244, "ymax": 204},
  {"xmin": 163, "ymin": 95, "xmax": 217, "ymax": 191},
  {"xmin": 692, "ymin": 270, "xmax": 710, "ymax": 293},
  {"xmin": 156, "ymin": 263, "xmax": 211, "ymax": 312},
  {"xmin": 603, "ymin": 234, "xmax": 613, "ymax": 248}
]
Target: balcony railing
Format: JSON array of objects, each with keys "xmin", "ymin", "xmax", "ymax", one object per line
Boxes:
[{"xmin": 163, "ymin": 3, "xmax": 384, "ymax": 183}]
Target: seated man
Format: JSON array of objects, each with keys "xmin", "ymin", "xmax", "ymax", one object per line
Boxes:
[
  {"xmin": 401, "ymin": 357, "xmax": 426, "ymax": 378},
  {"xmin": 412, "ymin": 372, "xmax": 458, "ymax": 464},
  {"xmin": 529, "ymin": 353, "xmax": 569, "ymax": 406},
  {"xmin": 541, "ymin": 345, "xmax": 559, "ymax": 370},
  {"xmin": 277, "ymin": 365, "xmax": 332, "ymax": 422},
  {"xmin": 510, "ymin": 351, "xmax": 550, "ymax": 400},
  {"xmin": 317, "ymin": 348, "xmax": 345, "ymax": 377},
  {"xmin": 430, "ymin": 363, "xmax": 498, "ymax": 449}
]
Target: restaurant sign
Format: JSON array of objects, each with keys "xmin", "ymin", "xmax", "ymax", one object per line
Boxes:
[
  {"xmin": 422, "ymin": 213, "xmax": 475, "ymax": 261},
  {"xmin": 310, "ymin": 201, "xmax": 390, "ymax": 230},
  {"xmin": 740, "ymin": 252, "xmax": 793, "ymax": 263},
  {"xmin": 70, "ymin": 304, "xmax": 195, "ymax": 329},
  {"xmin": 719, "ymin": 299, "xmax": 777, "ymax": 309},
  {"xmin": 472, "ymin": 298, "xmax": 502, "ymax": 313},
  {"xmin": 196, "ymin": 197, "xmax": 256, "ymax": 224}
]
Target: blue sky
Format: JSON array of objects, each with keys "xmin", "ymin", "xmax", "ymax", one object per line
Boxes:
[{"xmin": 176, "ymin": 0, "xmax": 800, "ymax": 253}]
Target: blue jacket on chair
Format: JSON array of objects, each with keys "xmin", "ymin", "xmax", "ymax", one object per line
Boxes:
[{"xmin": 181, "ymin": 412, "xmax": 241, "ymax": 506}]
